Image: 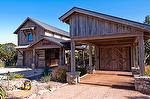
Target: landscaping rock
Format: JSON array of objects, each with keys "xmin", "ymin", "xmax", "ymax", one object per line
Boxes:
[{"xmin": 134, "ymin": 76, "xmax": 150, "ymax": 95}]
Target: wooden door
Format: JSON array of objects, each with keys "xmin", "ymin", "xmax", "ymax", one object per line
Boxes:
[{"xmin": 99, "ymin": 46, "xmax": 131, "ymax": 71}]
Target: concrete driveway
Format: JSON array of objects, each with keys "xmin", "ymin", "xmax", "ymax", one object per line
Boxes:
[
  {"xmin": 40, "ymin": 71, "xmax": 150, "ymax": 99},
  {"xmin": 0, "ymin": 68, "xmax": 43, "ymax": 78}
]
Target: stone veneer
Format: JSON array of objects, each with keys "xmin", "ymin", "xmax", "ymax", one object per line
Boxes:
[
  {"xmin": 134, "ymin": 76, "xmax": 150, "ymax": 95},
  {"xmin": 131, "ymin": 67, "xmax": 140, "ymax": 75},
  {"xmin": 66, "ymin": 72, "xmax": 80, "ymax": 84}
]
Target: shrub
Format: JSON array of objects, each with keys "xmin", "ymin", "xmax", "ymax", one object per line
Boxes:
[
  {"xmin": 43, "ymin": 66, "xmax": 52, "ymax": 76},
  {"xmin": 40, "ymin": 74, "xmax": 51, "ymax": 83},
  {"xmin": 0, "ymin": 86, "xmax": 6, "ymax": 99},
  {"xmin": 14, "ymin": 74, "xmax": 25, "ymax": 79},
  {"xmin": 51, "ymin": 67, "xmax": 67, "ymax": 83},
  {"xmin": 6, "ymin": 72, "xmax": 25, "ymax": 80},
  {"xmin": 145, "ymin": 66, "xmax": 150, "ymax": 76}
]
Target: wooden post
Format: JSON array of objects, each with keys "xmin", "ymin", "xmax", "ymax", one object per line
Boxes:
[
  {"xmin": 32, "ymin": 49, "xmax": 35, "ymax": 68},
  {"xmin": 71, "ymin": 40, "xmax": 76, "ymax": 72},
  {"xmin": 95, "ymin": 46, "xmax": 99, "ymax": 70},
  {"xmin": 131, "ymin": 45, "xmax": 133, "ymax": 67},
  {"xmin": 62, "ymin": 48, "xmax": 65, "ymax": 65},
  {"xmin": 89, "ymin": 44, "xmax": 92, "ymax": 71},
  {"xmin": 135, "ymin": 45, "xmax": 139, "ymax": 67},
  {"xmin": 138, "ymin": 35, "xmax": 145, "ymax": 76},
  {"xmin": 132, "ymin": 44, "xmax": 136, "ymax": 67},
  {"xmin": 59, "ymin": 48, "xmax": 62, "ymax": 66},
  {"xmin": 82, "ymin": 50, "xmax": 85, "ymax": 67}
]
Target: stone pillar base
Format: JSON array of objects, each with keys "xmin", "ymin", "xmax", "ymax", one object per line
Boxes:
[
  {"xmin": 87, "ymin": 66, "xmax": 95, "ymax": 74},
  {"xmin": 131, "ymin": 67, "xmax": 140, "ymax": 76},
  {"xmin": 67, "ymin": 72, "xmax": 80, "ymax": 84},
  {"xmin": 87, "ymin": 69, "xmax": 94, "ymax": 74},
  {"xmin": 134, "ymin": 76, "xmax": 150, "ymax": 95}
]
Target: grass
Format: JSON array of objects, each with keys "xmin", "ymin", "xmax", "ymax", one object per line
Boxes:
[{"xmin": 145, "ymin": 65, "xmax": 150, "ymax": 76}]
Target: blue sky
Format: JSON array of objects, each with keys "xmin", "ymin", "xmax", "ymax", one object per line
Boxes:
[{"xmin": 0, "ymin": 0, "xmax": 150, "ymax": 44}]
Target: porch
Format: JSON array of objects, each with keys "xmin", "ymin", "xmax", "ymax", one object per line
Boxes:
[
  {"xmin": 67, "ymin": 34, "xmax": 146, "ymax": 84},
  {"xmin": 80, "ymin": 71, "xmax": 134, "ymax": 90}
]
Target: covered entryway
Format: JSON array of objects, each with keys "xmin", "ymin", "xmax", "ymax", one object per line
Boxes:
[
  {"xmin": 59, "ymin": 7, "xmax": 150, "ymax": 84},
  {"xmin": 99, "ymin": 46, "xmax": 131, "ymax": 71}
]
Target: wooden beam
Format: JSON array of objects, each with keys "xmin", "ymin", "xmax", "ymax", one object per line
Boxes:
[
  {"xmin": 72, "ymin": 33, "xmax": 141, "ymax": 41},
  {"xmin": 71, "ymin": 40, "xmax": 76, "ymax": 72},
  {"xmin": 138, "ymin": 35, "xmax": 145, "ymax": 76}
]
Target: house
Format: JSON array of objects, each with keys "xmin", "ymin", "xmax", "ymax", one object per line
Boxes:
[
  {"xmin": 59, "ymin": 7, "xmax": 150, "ymax": 83},
  {"xmin": 15, "ymin": 7, "xmax": 150, "ymax": 83},
  {"xmin": 14, "ymin": 17, "xmax": 70, "ymax": 68}
]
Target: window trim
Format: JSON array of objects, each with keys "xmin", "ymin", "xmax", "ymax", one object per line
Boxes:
[{"xmin": 27, "ymin": 32, "xmax": 33, "ymax": 42}]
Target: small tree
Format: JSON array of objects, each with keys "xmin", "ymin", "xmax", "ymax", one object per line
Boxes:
[{"xmin": 0, "ymin": 43, "xmax": 17, "ymax": 67}]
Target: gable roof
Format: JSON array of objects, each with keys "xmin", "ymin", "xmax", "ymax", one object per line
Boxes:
[
  {"xmin": 14, "ymin": 17, "xmax": 69, "ymax": 37},
  {"xmin": 29, "ymin": 36, "xmax": 65, "ymax": 48},
  {"xmin": 59, "ymin": 7, "xmax": 150, "ymax": 32}
]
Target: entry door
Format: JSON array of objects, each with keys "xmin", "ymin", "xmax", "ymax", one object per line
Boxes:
[{"xmin": 99, "ymin": 46, "xmax": 131, "ymax": 71}]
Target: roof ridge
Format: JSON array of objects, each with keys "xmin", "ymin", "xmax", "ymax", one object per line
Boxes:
[{"xmin": 30, "ymin": 18, "xmax": 69, "ymax": 34}]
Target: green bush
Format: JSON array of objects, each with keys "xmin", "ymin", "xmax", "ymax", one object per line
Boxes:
[
  {"xmin": 42, "ymin": 66, "xmax": 52, "ymax": 76},
  {"xmin": 145, "ymin": 66, "xmax": 150, "ymax": 76},
  {"xmin": 51, "ymin": 67, "xmax": 67, "ymax": 83},
  {"xmin": 0, "ymin": 61, "xmax": 5, "ymax": 68},
  {"xmin": 6, "ymin": 72, "xmax": 25, "ymax": 80},
  {"xmin": 40, "ymin": 74, "xmax": 51, "ymax": 83},
  {"xmin": 0, "ymin": 86, "xmax": 6, "ymax": 99},
  {"xmin": 15, "ymin": 74, "xmax": 25, "ymax": 78}
]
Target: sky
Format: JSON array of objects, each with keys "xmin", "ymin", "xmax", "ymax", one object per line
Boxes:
[{"xmin": 0, "ymin": 0, "xmax": 150, "ymax": 45}]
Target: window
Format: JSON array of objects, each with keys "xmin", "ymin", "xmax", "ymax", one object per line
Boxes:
[{"xmin": 28, "ymin": 33, "xmax": 33, "ymax": 41}]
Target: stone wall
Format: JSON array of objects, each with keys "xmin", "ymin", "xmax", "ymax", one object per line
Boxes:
[{"xmin": 134, "ymin": 76, "xmax": 150, "ymax": 95}]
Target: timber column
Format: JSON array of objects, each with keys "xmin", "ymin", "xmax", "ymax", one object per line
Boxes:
[
  {"xmin": 66, "ymin": 40, "xmax": 80, "ymax": 84},
  {"xmin": 32, "ymin": 49, "xmax": 36, "ymax": 69},
  {"xmin": 87, "ymin": 44, "xmax": 94, "ymax": 74},
  {"xmin": 138, "ymin": 35, "xmax": 145, "ymax": 76}
]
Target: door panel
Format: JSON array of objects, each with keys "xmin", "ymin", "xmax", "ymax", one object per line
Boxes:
[{"xmin": 99, "ymin": 46, "xmax": 130, "ymax": 71}]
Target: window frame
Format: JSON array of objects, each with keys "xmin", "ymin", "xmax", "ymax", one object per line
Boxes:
[{"xmin": 27, "ymin": 32, "xmax": 33, "ymax": 42}]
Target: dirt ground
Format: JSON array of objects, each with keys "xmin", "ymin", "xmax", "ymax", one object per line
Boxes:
[{"xmin": 38, "ymin": 71, "xmax": 150, "ymax": 99}]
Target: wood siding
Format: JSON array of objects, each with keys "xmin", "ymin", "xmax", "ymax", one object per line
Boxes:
[
  {"xmin": 37, "ymin": 50, "xmax": 45, "ymax": 68},
  {"xmin": 24, "ymin": 50, "xmax": 33, "ymax": 67},
  {"xmin": 70, "ymin": 13, "xmax": 141, "ymax": 38},
  {"xmin": 99, "ymin": 46, "xmax": 131, "ymax": 71},
  {"xmin": 17, "ymin": 20, "xmax": 45, "ymax": 46}
]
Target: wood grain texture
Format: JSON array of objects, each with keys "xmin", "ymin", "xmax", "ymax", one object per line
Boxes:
[
  {"xmin": 70, "ymin": 13, "xmax": 142, "ymax": 38},
  {"xmin": 99, "ymin": 46, "xmax": 131, "ymax": 71}
]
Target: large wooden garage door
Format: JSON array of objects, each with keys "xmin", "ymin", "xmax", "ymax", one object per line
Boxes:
[{"xmin": 99, "ymin": 46, "xmax": 131, "ymax": 71}]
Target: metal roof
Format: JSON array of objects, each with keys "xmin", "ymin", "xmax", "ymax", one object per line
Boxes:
[{"xmin": 14, "ymin": 17, "xmax": 69, "ymax": 37}]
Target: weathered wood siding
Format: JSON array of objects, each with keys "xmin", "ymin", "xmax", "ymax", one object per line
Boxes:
[
  {"xmin": 37, "ymin": 50, "xmax": 45, "ymax": 68},
  {"xmin": 17, "ymin": 20, "xmax": 45, "ymax": 46},
  {"xmin": 31, "ymin": 39, "xmax": 61, "ymax": 49},
  {"xmin": 70, "ymin": 13, "xmax": 141, "ymax": 38},
  {"xmin": 24, "ymin": 50, "xmax": 33, "ymax": 67},
  {"xmin": 16, "ymin": 50, "xmax": 23, "ymax": 67},
  {"xmin": 99, "ymin": 46, "xmax": 131, "ymax": 71}
]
